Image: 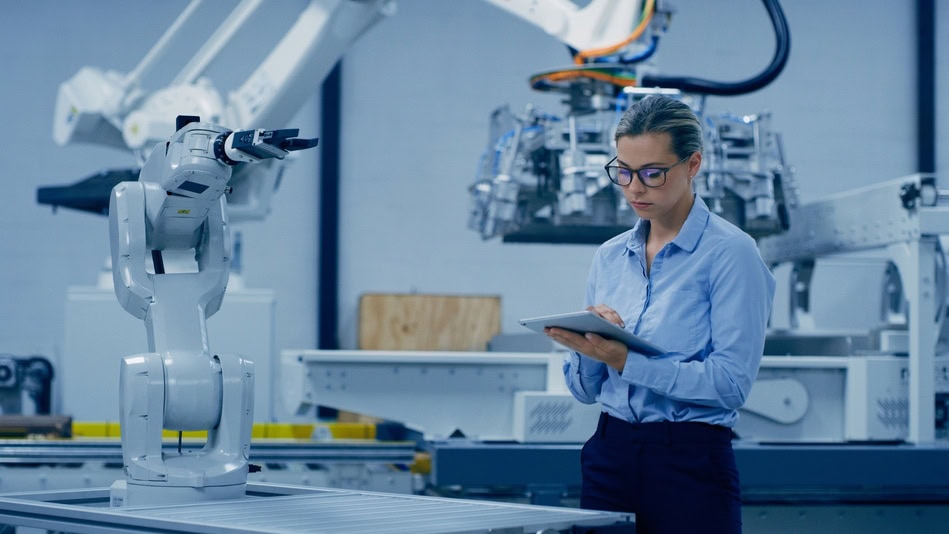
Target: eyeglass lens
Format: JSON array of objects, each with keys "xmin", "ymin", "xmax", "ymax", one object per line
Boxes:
[{"xmin": 610, "ymin": 166, "xmax": 665, "ymax": 186}]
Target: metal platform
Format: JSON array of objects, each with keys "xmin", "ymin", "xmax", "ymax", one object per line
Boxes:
[
  {"xmin": 0, "ymin": 439, "xmax": 420, "ymax": 495},
  {"xmin": 0, "ymin": 483, "xmax": 633, "ymax": 533}
]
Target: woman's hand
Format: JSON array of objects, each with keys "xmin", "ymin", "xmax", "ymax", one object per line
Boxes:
[
  {"xmin": 586, "ymin": 304, "xmax": 624, "ymax": 327},
  {"xmin": 544, "ymin": 304, "xmax": 628, "ymax": 372}
]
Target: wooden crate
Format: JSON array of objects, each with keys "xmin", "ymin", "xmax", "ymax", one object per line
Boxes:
[{"xmin": 358, "ymin": 293, "xmax": 501, "ymax": 351}]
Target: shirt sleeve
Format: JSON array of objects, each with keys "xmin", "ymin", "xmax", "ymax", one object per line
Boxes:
[
  {"xmin": 621, "ymin": 235, "xmax": 775, "ymax": 410},
  {"xmin": 563, "ymin": 352, "xmax": 607, "ymax": 404},
  {"xmin": 563, "ymin": 250, "xmax": 608, "ymax": 404}
]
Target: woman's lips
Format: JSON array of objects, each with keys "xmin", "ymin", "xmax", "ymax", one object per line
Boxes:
[{"xmin": 631, "ymin": 201, "xmax": 652, "ymax": 209}]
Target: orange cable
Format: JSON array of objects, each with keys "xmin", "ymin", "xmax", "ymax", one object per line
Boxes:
[
  {"xmin": 573, "ymin": 0, "xmax": 656, "ymax": 65},
  {"xmin": 531, "ymin": 69, "xmax": 638, "ymax": 89}
]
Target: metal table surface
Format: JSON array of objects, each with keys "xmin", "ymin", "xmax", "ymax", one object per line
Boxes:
[{"xmin": 0, "ymin": 483, "xmax": 633, "ymax": 533}]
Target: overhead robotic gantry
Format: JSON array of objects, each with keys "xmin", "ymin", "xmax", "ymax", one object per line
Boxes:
[
  {"xmin": 108, "ymin": 116, "xmax": 317, "ymax": 506},
  {"xmin": 469, "ymin": 0, "xmax": 794, "ymax": 243}
]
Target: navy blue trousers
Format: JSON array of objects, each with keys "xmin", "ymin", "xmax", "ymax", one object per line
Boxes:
[{"xmin": 580, "ymin": 413, "xmax": 742, "ymax": 534}]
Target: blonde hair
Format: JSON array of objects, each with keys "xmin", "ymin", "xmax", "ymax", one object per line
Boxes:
[{"xmin": 615, "ymin": 95, "xmax": 703, "ymax": 159}]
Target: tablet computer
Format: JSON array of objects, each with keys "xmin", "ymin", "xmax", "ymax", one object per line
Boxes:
[{"xmin": 519, "ymin": 310, "xmax": 665, "ymax": 356}]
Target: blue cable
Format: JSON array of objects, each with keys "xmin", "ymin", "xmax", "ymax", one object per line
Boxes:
[{"xmin": 593, "ymin": 35, "xmax": 660, "ymax": 65}]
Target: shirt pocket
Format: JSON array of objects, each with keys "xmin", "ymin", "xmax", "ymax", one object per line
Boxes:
[{"xmin": 649, "ymin": 288, "xmax": 708, "ymax": 354}]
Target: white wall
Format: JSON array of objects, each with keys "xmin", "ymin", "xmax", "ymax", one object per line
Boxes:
[{"xmin": 0, "ymin": 0, "xmax": 930, "ymax": 408}]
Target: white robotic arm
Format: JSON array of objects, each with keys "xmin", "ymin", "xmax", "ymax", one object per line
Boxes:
[
  {"xmin": 56, "ymin": 0, "xmax": 396, "ymax": 150},
  {"xmin": 55, "ymin": 0, "xmax": 647, "ymax": 155},
  {"xmin": 55, "ymin": 0, "xmax": 395, "ymax": 222},
  {"xmin": 108, "ymin": 116, "xmax": 317, "ymax": 507},
  {"xmin": 484, "ymin": 0, "xmax": 653, "ymax": 55}
]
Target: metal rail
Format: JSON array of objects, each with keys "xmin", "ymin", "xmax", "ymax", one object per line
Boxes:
[{"xmin": 0, "ymin": 440, "xmax": 416, "ymax": 465}]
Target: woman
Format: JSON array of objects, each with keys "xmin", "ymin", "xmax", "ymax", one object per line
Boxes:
[{"xmin": 545, "ymin": 95, "xmax": 775, "ymax": 533}]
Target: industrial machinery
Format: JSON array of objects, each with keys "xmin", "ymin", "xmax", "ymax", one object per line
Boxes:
[
  {"xmin": 106, "ymin": 116, "xmax": 318, "ymax": 507},
  {"xmin": 282, "ymin": 350, "xmax": 603, "ymax": 443},
  {"xmin": 741, "ymin": 174, "xmax": 949, "ymax": 444},
  {"xmin": 43, "ymin": 0, "xmax": 793, "ymax": 247},
  {"xmin": 41, "ymin": 0, "xmax": 401, "ymax": 428},
  {"xmin": 43, "ymin": 0, "xmax": 395, "ymax": 221},
  {"xmin": 468, "ymin": 0, "xmax": 793, "ymax": 243},
  {"xmin": 0, "ymin": 356, "xmax": 53, "ymax": 418}
]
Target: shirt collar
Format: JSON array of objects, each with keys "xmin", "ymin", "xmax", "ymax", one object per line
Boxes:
[{"xmin": 626, "ymin": 195, "xmax": 710, "ymax": 254}]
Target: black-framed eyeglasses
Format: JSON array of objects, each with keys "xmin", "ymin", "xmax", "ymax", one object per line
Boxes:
[{"xmin": 604, "ymin": 154, "xmax": 690, "ymax": 188}]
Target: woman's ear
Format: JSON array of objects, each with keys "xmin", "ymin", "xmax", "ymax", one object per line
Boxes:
[{"xmin": 688, "ymin": 151, "xmax": 702, "ymax": 179}]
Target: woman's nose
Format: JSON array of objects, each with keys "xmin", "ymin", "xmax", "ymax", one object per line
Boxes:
[{"xmin": 624, "ymin": 176, "xmax": 646, "ymax": 193}]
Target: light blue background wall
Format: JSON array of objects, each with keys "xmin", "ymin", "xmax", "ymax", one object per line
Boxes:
[{"xmin": 0, "ymin": 1, "xmax": 942, "ymax": 411}]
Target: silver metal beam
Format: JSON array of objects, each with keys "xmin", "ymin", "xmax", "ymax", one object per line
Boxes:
[{"xmin": 0, "ymin": 440, "xmax": 416, "ymax": 465}]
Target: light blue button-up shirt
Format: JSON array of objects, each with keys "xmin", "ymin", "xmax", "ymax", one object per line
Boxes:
[{"xmin": 563, "ymin": 196, "xmax": 776, "ymax": 428}]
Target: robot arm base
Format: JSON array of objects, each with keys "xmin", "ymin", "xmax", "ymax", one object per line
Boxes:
[{"xmin": 117, "ymin": 353, "xmax": 254, "ymax": 505}]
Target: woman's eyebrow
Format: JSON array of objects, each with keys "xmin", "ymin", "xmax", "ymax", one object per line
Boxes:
[{"xmin": 616, "ymin": 158, "xmax": 664, "ymax": 168}]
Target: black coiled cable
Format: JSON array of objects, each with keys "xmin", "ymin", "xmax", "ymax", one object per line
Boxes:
[{"xmin": 640, "ymin": 0, "xmax": 790, "ymax": 96}]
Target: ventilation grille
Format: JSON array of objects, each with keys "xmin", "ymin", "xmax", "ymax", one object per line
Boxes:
[
  {"xmin": 877, "ymin": 397, "xmax": 908, "ymax": 429},
  {"xmin": 527, "ymin": 400, "xmax": 574, "ymax": 436}
]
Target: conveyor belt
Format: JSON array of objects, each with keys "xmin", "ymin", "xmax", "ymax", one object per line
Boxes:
[{"xmin": 0, "ymin": 483, "xmax": 633, "ymax": 533}]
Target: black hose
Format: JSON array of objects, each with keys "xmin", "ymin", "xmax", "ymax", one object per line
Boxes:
[{"xmin": 640, "ymin": 0, "xmax": 790, "ymax": 96}]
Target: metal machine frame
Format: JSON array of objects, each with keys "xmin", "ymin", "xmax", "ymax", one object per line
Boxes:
[{"xmin": 757, "ymin": 173, "xmax": 949, "ymax": 443}]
